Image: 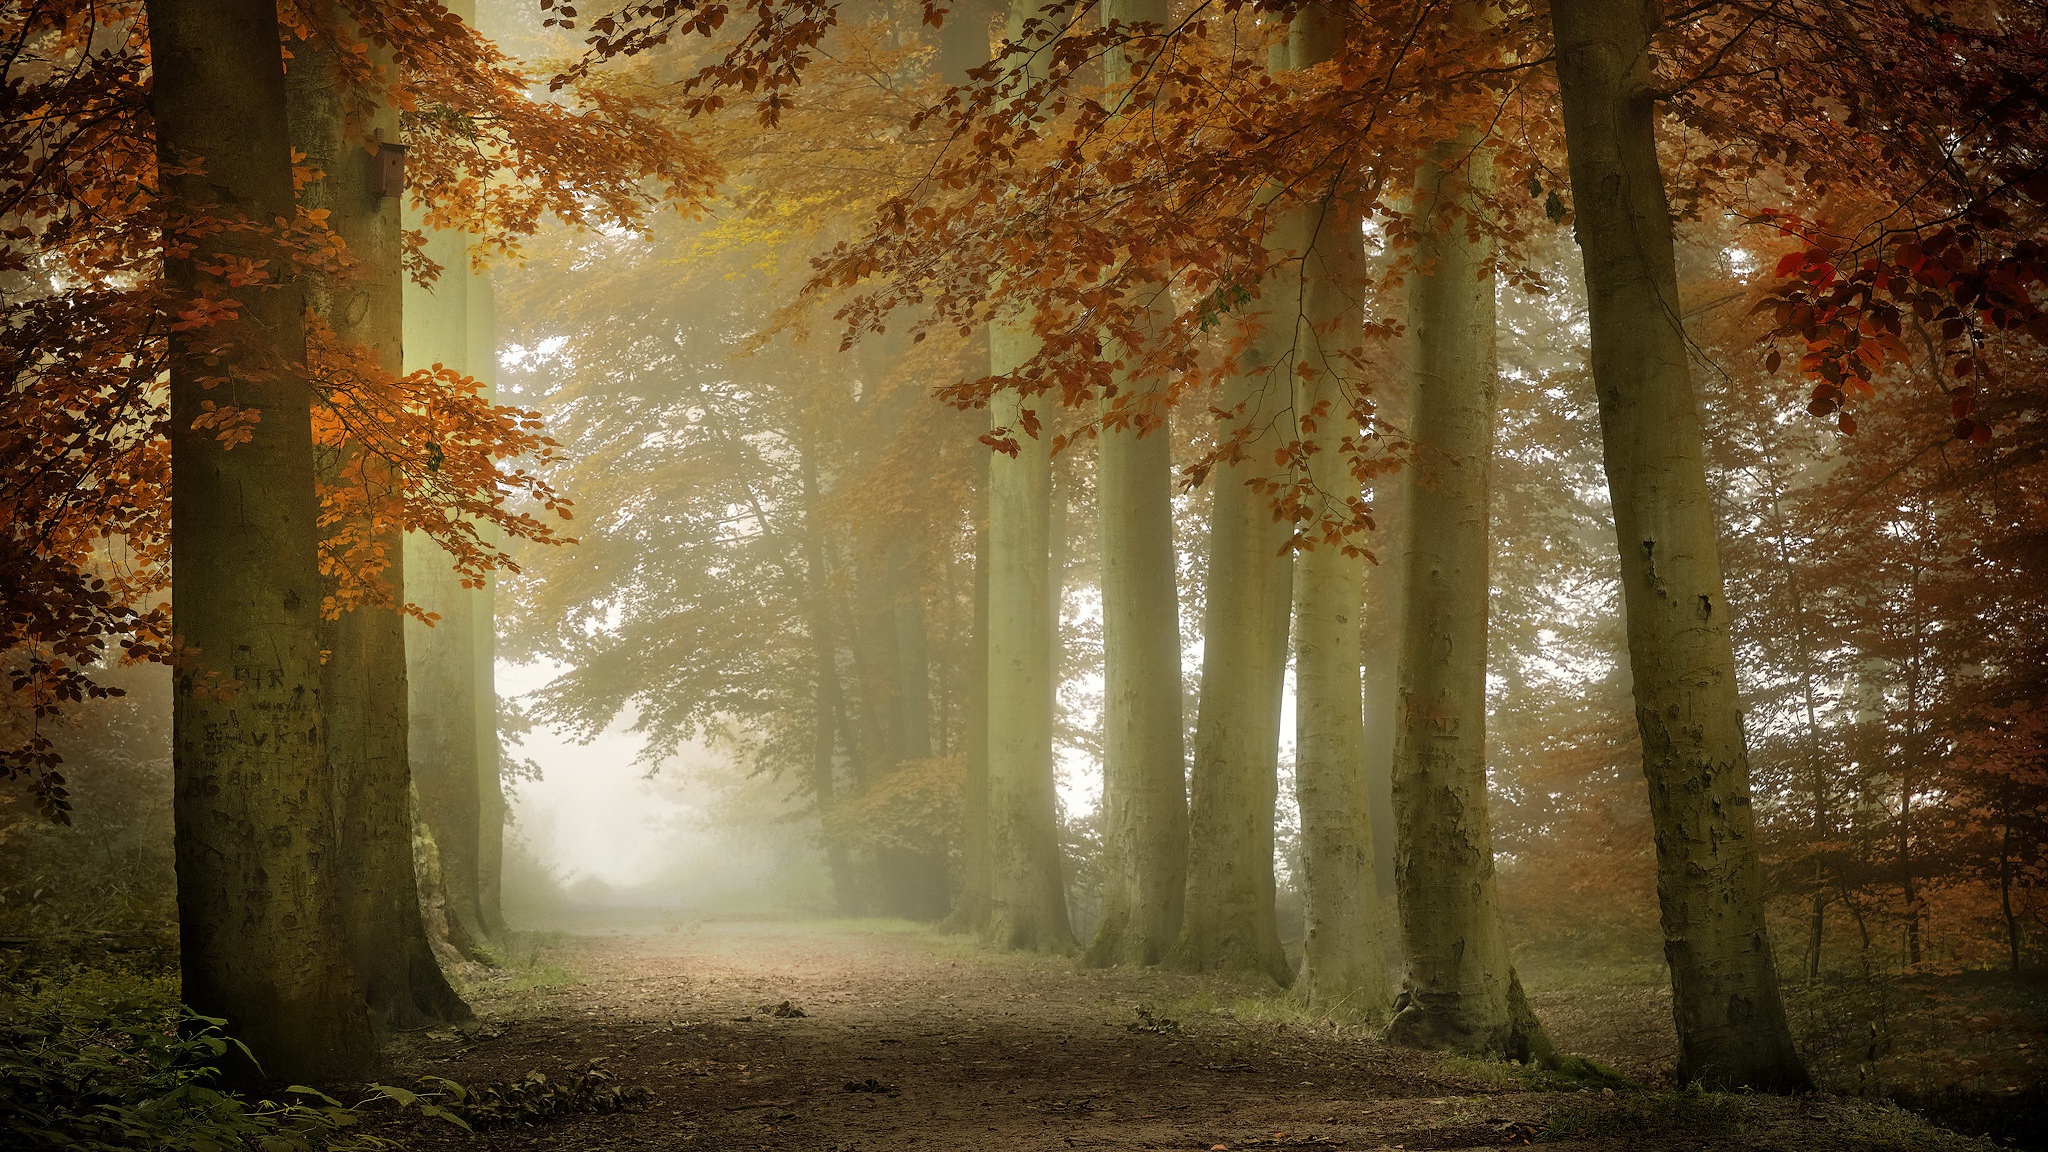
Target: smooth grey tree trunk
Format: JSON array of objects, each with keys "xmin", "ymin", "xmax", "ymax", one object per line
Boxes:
[
  {"xmin": 400, "ymin": 0, "xmax": 497, "ymax": 966},
  {"xmin": 984, "ymin": 323, "xmax": 1075, "ymax": 952},
  {"xmin": 285, "ymin": 5, "xmax": 469, "ymax": 1031},
  {"xmin": 1550, "ymin": 0, "xmax": 1807, "ymax": 1090},
  {"xmin": 1084, "ymin": 0, "xmax": 1187, "ymax": 970},
  {"xmin": 152, "ymin": 0, "xmax": 376, "ymax": 1082},
  {"xmin": 467, "ymin": 270, "xmax": 508, "ymax": 941},
  {"xmin": 975, "ymin": 0, "xmax": 1075, "ymax": 954},
  {"xmin": 1386, "ymin": 141, "xmax": 1550, "ymax": 1060},
  {"xmin": 1281, "ymin": 6, "xmax": 1391, "ymax": 1022},
  {"xmin": 943, "ymin": 493, "xmax": 994, "ymax": 933},
  {"xmin": 1359, "ymin": 373, "xmax": 1408, "ymax": 905},
  {"xmin": 402, "ymin": 198, "xmax": 493, "ymax": 965},
  {"xmin": 1173, "ymin": 355, "xmax": 1293, "ymax": 985},
  {"xmin": 1172, "ymin": 252, "xmax": 1295, "ymax": 984},
  {"xmin": 937, "ymin": 0, "xmax": 1002, "ymax": 937},
  {"xmin": 799, "ymin": 439, "xmax": 859, "ymax": 915}
]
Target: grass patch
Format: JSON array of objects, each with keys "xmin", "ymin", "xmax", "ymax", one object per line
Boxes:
[
  {"xmin": 1440, "ymin": 1052, "xmax": 1633, "ymax": 1092},
  {"xmin": 1541, "ymin": 1089, "xmax": 1995, "ymax": 1151},
  {"xmin": 1543, "ymin": 1086, "xmax": 1750, "ymax": 1141},
  {"xmin": 1145, "ymin": 985, "xmax": 1327, "ymax": 1029},
  {"xmin": 468, "ymin": 930, "xmax": 582, "ymax": 1006},
  {"xmin": 503, "ymin": 958, "xmax": 577, "ymax": 994}
]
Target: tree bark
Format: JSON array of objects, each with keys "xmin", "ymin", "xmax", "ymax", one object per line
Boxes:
[
  {"xmin": 983, "ymin": 322, "xmax": 1076, "ymax": 952},
  {"xmin": 1280, "ymin": 6, "xmax": 1391, "ymax": 1022},
  {"xmin": 1550, "ymin": 0, "xmax": 1808, "ymax": 1090},
  {"xmin": 285, "ymin": 4, "xmax": 468, "ymax": 1031},
  {"xmin": 467, "ymin": 269, "xmax": 508, "ymax": 941},
  {"xmin": 798, "ymin": 441, "xmax": 859, "ymax": 916},
  {"xmin": 1386, "ymin": 140, "xmax": 1549, "ymax": 1060},
  {"xmin": 1083, "ymin": 0, "xmax": 1188, "ymax": 971},
  {"xmin": 402, "ymin": 206, "xmax": 492, "ymax": 964},
  {"xmin": 974, "ymin": 0, "xmax": 1076, "ymax": 954},
  {"xmin": 1170, "ymin": 11, "xmax": 1318, "ymax": 990},
  {"xmin": 1172, "ymin": 281, "xmax": 1295, "ymax": 985},
  {"xmin": 1360, "ymin": 387, "xmax": 1408, "ymax": 906},
  {"xmin": 943, "ymin": 487, "xmax": 994, "ymax": 934},
  {"xmin": 151, "ymin": 0, "xmax": 376, "ymax": 1082}
]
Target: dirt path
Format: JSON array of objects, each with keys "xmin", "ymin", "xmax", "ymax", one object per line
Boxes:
[{"xmin": 384, "ymin": 919, "xmax": 1985, "ymax": 1152}]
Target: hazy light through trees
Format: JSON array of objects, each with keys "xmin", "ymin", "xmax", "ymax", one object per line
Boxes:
[{"xmin": 5, "ymin": 0, "xmax": 2044, "ymax": 1142}]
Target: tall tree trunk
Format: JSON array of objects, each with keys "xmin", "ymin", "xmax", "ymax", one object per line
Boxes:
[
  {"xmin": 933, "ymin": 3, "xmax": 998, "ymax": 937},
  {"xmin": 1550, "ymin": 0, "xmax": 1808, "ymax": 1090},
  {"xmin": 799, "ymin": 439, "xmax": 859, "ymax": 915},
  {"xmin": 1901, "ymin": 612, "xmax": 1925, "ymax": 969},
  {"xmin": 285, "ymin": 5, "xmax": 468, "ymax": 1031},
  {"xmin": 1173, "ymin": 356, "xmax": 1293, "ymax": 985},
  {"xmin": 851, "ymin": 551, "xmax": 902, "ymax": 782},
  {"xmin": 1084, "ymin": 0, "xmax": 1187, "ymax": 971},
  {"xmin": 1283, "ymin": 6, "xmax": 1390, "ymax": 1022},
  {"xmin": 983, "ymin": 322, "xmax": 1075, "ymax": 951},
  {"xmin": 402, "ymin": 205, "xmax": 492, "ymax": 964},
  {"xmin": 1088, "ymin": 354, "xmax": 1186, "ymax": 966},
  {"xmin": 893, "ymin": 539, "xmax": 934, "ymax": 764},
  {"xmin": 468, "ymin": 270, "xmax": 507, "ymax": 941},
  {"xmin": 943, "ymin": 486, "xmax": 994, "ymax": 934},
  {"xmin": 151, "ymin": 0, "xmax": 375, "ymax": 1082},
  {"xmin": 2000, "ymin": 815, "xmax": 2022, "ymax": 974},
  {"xmin": 886, "ymin": 535, "xmax": 950, "ymax": 919},
  {"xmin": 1361, "ymin": 383, "xmax": 1409, "ymax": 905},
  {"xmin": 1386, "ymin": 139, "xmax": 1549, "ymax": 1060},
  {"xmin": 1170, "ymin": 13, "xmax": 1309, "ymax": 990},
  {"xmin": 974, "ymin": 0, "xmax": 1075, "ymax": 954},
  {"xmin": 1759, "ymin": 458, "xmax": 1833, "ymax": 982}
]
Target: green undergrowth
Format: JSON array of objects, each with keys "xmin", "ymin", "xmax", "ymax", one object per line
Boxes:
[
  {"xmin": 463, "ymin": 929, "xmax": 580, "ymax": 1005},
  {"xmin": 1144, "ymin": 986, "xmax": 1323, "ymax": 1029},
  {"xmin": 1, "ymin": 958, "xmax": 661, "ymax": 1150},
  {"xmin": 1540, "ymin": 1087, "xmax": 1997, "ymax": 1151},
  {"xmin": 1517, "ymin": 945, "xmax": 2045, "ymax": 1146},
  {"xmin": 0, "ymin": 964, "xmax": 462, "ymax": 1151}
]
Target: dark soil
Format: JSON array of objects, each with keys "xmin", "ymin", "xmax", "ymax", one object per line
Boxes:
[{"xmin": 380, "ymin": 919, "xmax": 1999, "ymax": 1152}]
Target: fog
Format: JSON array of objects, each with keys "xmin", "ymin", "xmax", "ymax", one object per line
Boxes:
[{"xmin": 5, "ymin": 3, "xmax": 2044, "ymax": 1145}]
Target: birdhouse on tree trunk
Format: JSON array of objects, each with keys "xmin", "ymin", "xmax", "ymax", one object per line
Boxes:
[{"xmin": 373, "ymin": 142, "xmax": 406, "ymax": 199}]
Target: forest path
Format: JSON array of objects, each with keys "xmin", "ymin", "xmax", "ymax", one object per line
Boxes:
[{"xmin": 383, "ymin": 919, "xmax": 1968, "ymax": 1152}]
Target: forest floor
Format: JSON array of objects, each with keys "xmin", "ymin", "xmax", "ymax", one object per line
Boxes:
[{"xmin": 376, "ymin": 917, "xmax": 2022, "ymax": 1152}]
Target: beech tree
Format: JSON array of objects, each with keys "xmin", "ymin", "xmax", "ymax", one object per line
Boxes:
[
  {"xmin": 404, "ymin": 204, "xmax": 497, "ymax": 962},
  {"xmin": 22, "ymin": 0, "xmax": 2045, "ymax": 1101},
  {"xmin": 1386, "ymin": 132, "xmax": 1550, "ymax": 1059},
  {"xmin": 284, "ymin": 1, "xmax": 469, "ymax": 1028},
  {"xmin": 6, "ymin": 0, "xmax": 707, "ymax": 1085},
  {"xmin": 1170, "ymin": 18, "xmax": 1305, "ymax": 987},
  {"xmin": 149, "ymin": 0, "xmax": 376, "ymax": 1081},
  {"xmin": 1550, "ymin": 0, "xmax": 1807, "ymax": 1090},
  {"xmin": 1280, "ymin": 5, "xmax": 1390, "ymax": 1021},
  {"xmin": 977, "ymin": 0, "xmax": 1076, "ymax": 954},
  {"xmin": 1084, "ymin": 0, "xmax": 1186, "ymax": 971}
]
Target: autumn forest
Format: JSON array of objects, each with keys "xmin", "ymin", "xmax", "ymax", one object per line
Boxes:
[{"xmin": 2, "ymin": 1, "xmax": 2045, "ymax": 1149}]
